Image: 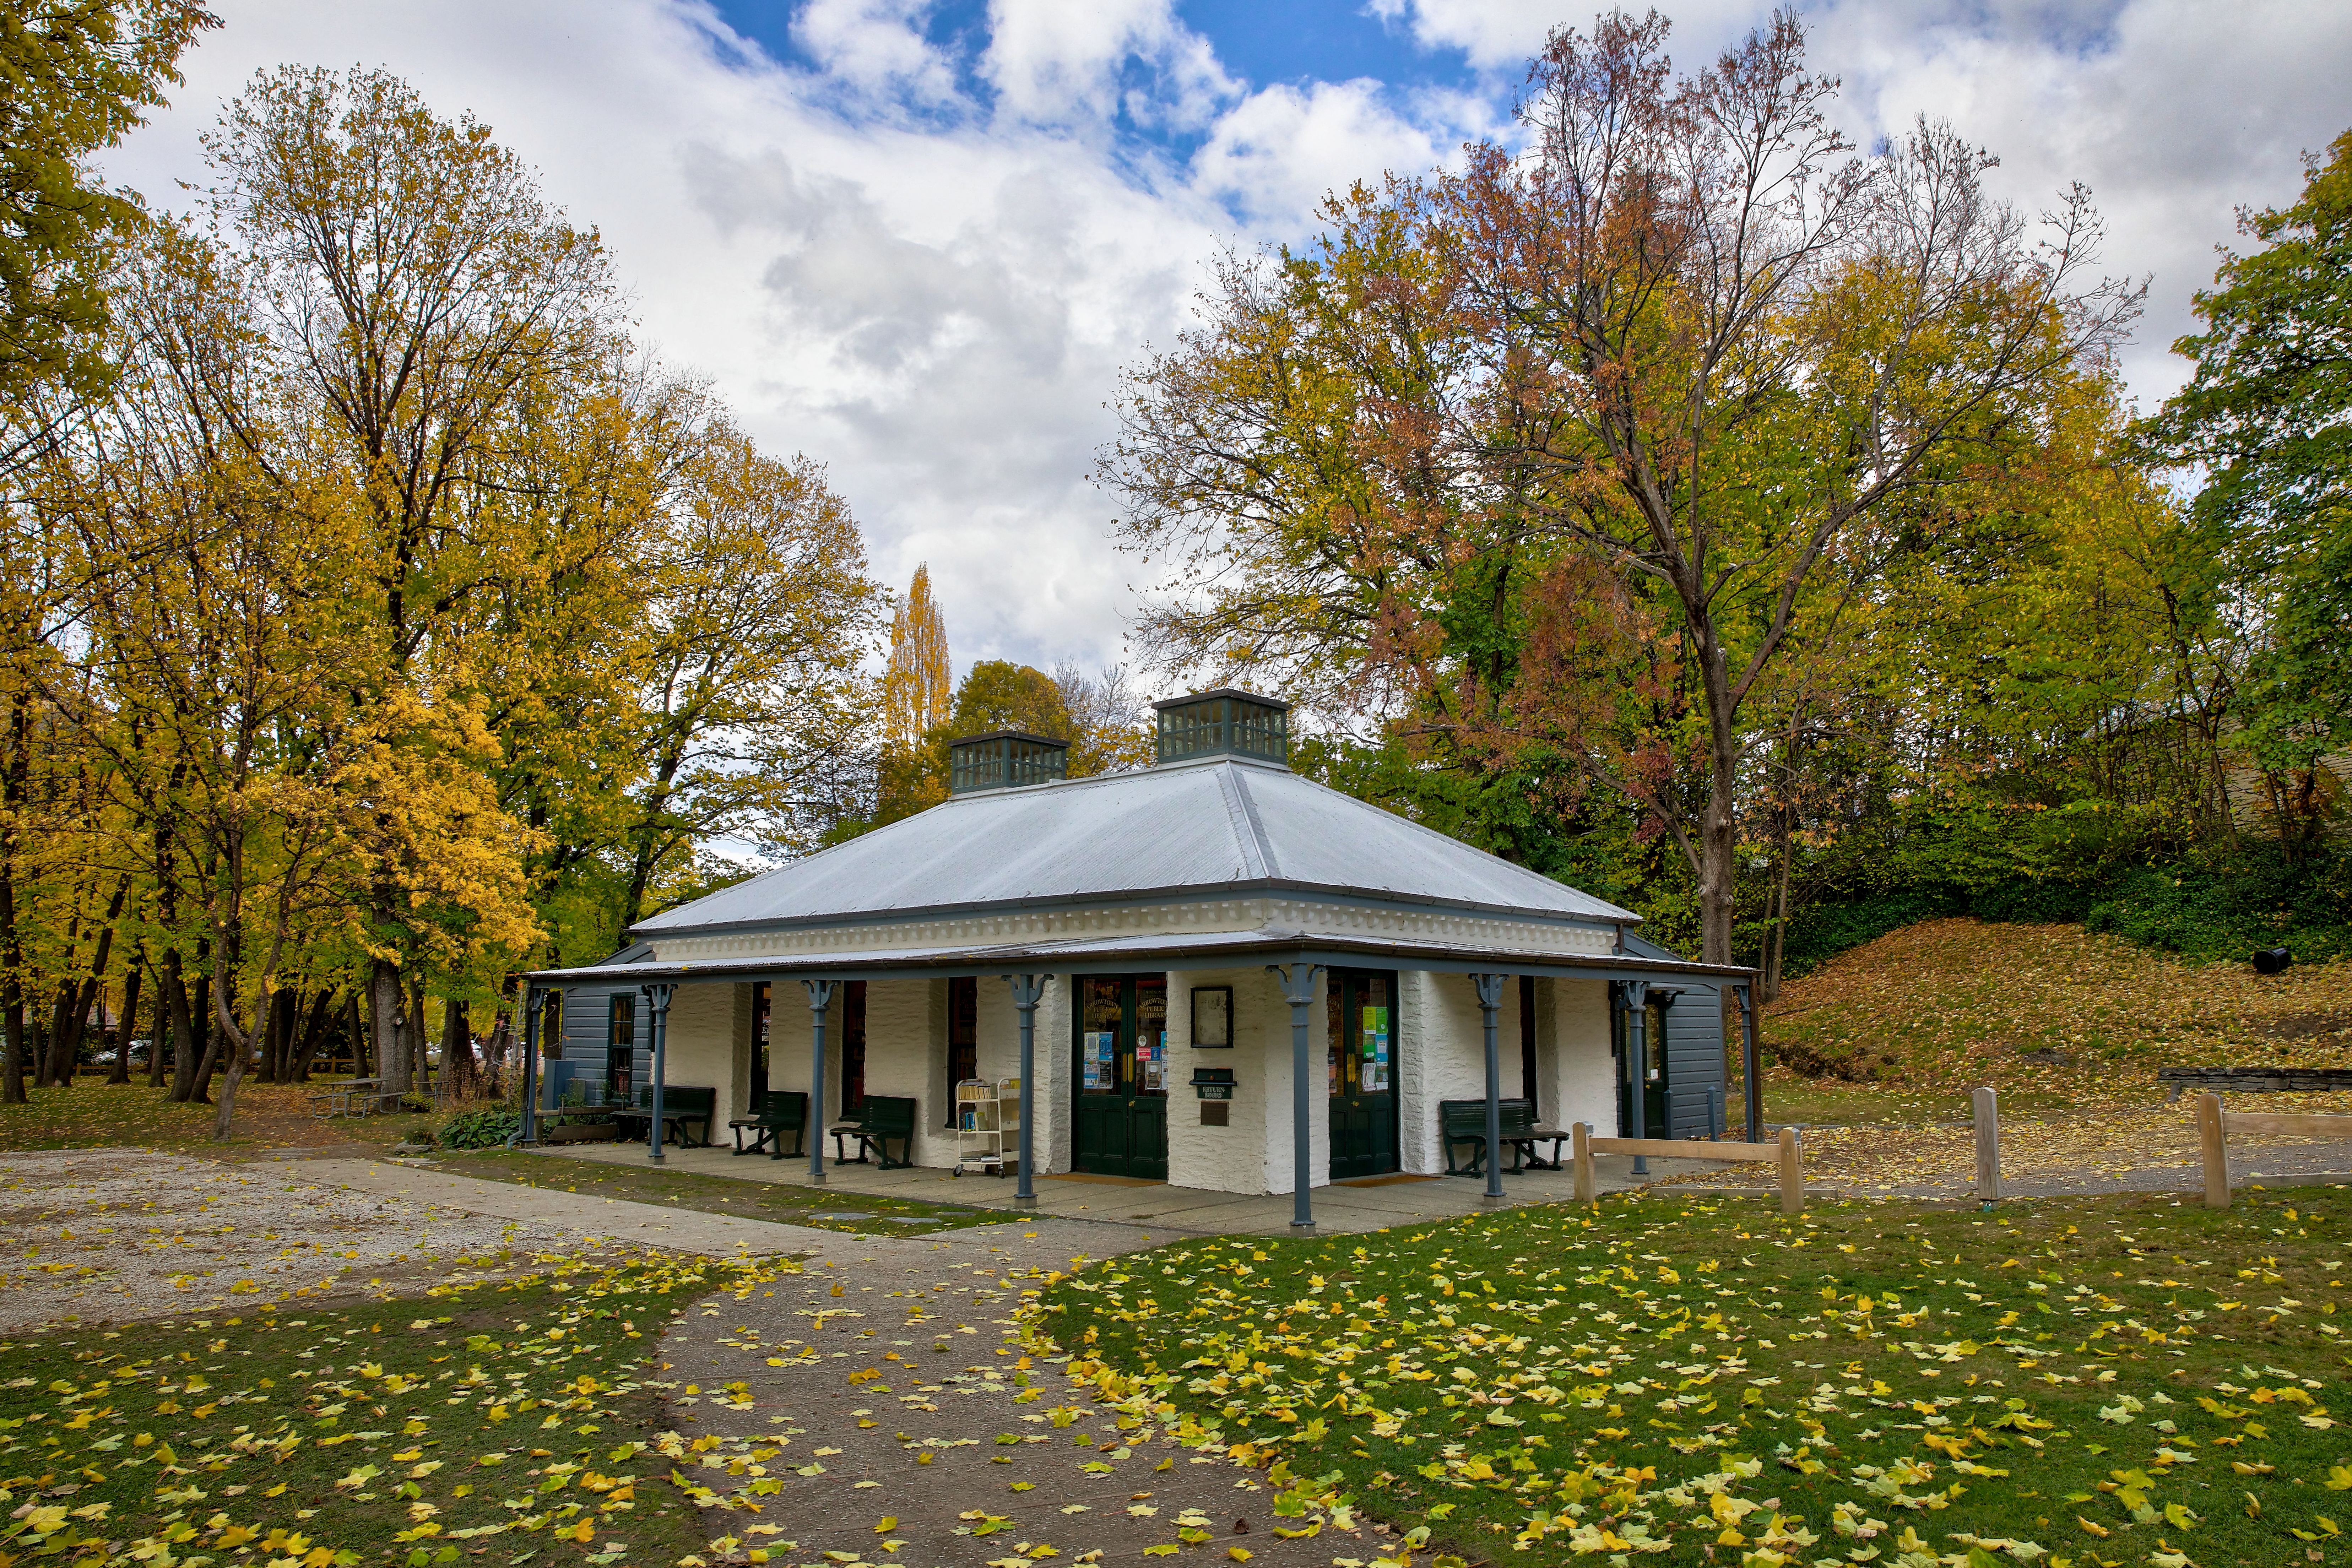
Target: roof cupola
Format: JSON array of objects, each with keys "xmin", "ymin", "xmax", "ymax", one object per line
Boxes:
[
  {"xmin": 948, "ymin": 730, "xmax": 1069, "ymax": 794},
  {"xmin": 1151, "ymin": 688, "xmax": 1290, "ymax": 768}
]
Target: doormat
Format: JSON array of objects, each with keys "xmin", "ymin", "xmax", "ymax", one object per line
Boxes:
[
  {"xmin": 1333, "ymin": 1173, "xmax": 1442, "ymax": 1188},
  {"xmin": 1042, "ymin": 1172, "xmax": 1164, "ymax": 1187}
]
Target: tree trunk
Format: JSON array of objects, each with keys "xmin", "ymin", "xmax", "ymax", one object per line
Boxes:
[
  {"xmin": 0, "ymin": 688, "xmax": 23, "ymax": 1103},
  {"xmin": 164, "ymin": 951, "xmax": 198, "ymax": 1100},
  {"xmin": 407, "ymin": 980, "xmax": 430, "ymax": 1099},
  {"xmin": 188, "ymin": 972, "xmax": 218, "ymax": 1103},
  {"xmin": 345, "ymin": 992, "xmax": 366, "ymax": 1076},
  {"xmin": 484, "ymin": 1003, "xmax": 512, "ymax": 1098},
  {"xmin": 372, "ymin": 959, "xmax": 407, "ymax": 1095},
  {"xmin": 211, "ymin": 985, "xmax": 257, "ymax": 1142},
  {"xmin": 269, "ymin": 987, "xmax": 297, "ymax": 1083},
  {"xmin": 52, "ymin": 878, "xmax": 129, "ymax": 1085},
  {"xmin": 145, "ymin": 967, "xmax": 167, "ymax": 1087},
  {"xmin": 111, "ymin": 968, "xmax": 140, "ymax": 1085},
  {"xmin": 0, "ymin": 994, "xmax": 21, "ymax": 1105},
  {"xmin": 289, "ymin": 988, "xmax": 334, "ymax": 1083},
  {"xmin": 43, "ymin": 977, "xmax": 77, "ymax": 1087},
  {"xmin": 1699, "ymin": 763, "xmax": 1739, "ymax": 969}
]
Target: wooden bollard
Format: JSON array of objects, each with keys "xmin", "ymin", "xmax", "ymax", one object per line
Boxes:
[
  {"xmin": 2199, "ymin": 1091, "xmax": 2229, "ymax": 1209},
  {"xmin": 1572, "ymin": 1121, "xmax": 1594, "ymax": 1204},
  {"xmin": 1973, "ymin": 1086, "xmax": 2001, "ymax": 1203},
  {"xmin": 1777, "ymin": 1125, "xmax": 1803, "ymax": 1214}
]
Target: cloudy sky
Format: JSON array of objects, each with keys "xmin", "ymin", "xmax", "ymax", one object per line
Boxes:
[{"xmin": 105, "ymin": 0, "xmax": 2351, "ymax": 684}]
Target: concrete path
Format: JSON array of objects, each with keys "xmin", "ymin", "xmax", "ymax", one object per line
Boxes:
[
  {"xmin": 278, "ymin": 1157, "xmax": 841, "ymax": 1257},
  {"xmin": 653, "ymin": 1215, "xmax": 1393, "ymax": 1568},
  {"xmin": 538, "ymin": 1139, "xmax": 1700, "ymax": 1235}
]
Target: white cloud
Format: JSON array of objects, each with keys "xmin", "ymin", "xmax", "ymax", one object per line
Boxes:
[
  {"xmin": 1192, "ymin": 77, "xmax": 1470, "ymax": 226},
  {"xmin": 790, "ymin": 0, "xmax": 959, "ymax": 104},
  {"xmin": 981, "ymin": 0, "xmax": 1235, "ymax": 130},
  {"xmin": 99, "ymin": 0, "xmax": 2347, "ymax": 685}
]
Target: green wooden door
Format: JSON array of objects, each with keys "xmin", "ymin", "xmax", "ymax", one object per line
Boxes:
[
  {"xmin": 1327, "ymin": 970, "xmax": 1399, "ymax": 1179},
  {"xmin": 1073, "ymin": 976, "xmax": 1169, "ymax": 1178}
]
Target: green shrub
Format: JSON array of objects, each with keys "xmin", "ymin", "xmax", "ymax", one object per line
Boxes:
[{"xmin": 436, "ymin": 1106, "xmax": 522, "ymax": 1149}]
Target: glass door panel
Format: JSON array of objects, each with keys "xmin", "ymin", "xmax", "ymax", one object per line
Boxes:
[
  {"xmin": 1327, "ymin": 970, "xmax": 1398, "ymax": 1179},
  {"xmin": 1072, "ymin": 975, "xmax": 1169, "ymax": 1179}
]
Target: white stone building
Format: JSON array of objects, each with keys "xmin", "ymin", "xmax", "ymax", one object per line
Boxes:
[{"xmin": 528, "ymin": 691, "xmax": 1747, "ymax": 1230}]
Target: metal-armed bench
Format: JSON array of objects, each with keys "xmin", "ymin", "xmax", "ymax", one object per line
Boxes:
[
  {"xmin": 617, "ymin": 1085, "xmax": 716, "ymax": 1148},
  {"xmin": 829, "ymin": 1095, "xmax": 918, "ymax": 1169},
  {"xmin": 1438, "ymin": 1097, "xmax": 1567, "ymax": 1175},
  {"xmin": 729, "ymin": 1090, "xmax": 808, "ymax": 1158}
]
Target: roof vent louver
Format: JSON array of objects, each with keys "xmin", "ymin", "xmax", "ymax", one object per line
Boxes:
[
  {"xmin": 1151, "ymin": 688, "xmax": 1290, "ymax": 767},
  {"xmin": 948, "ymin": 730, "xmax": 1070, "ymax": 794}
]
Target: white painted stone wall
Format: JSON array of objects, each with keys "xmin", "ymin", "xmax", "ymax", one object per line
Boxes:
[
  {"xmin": 1162, "ymin": 966, "xmax": 1316, "ymax": 1196},
  {"xmin": 644, "ymin": 965, "xmax": 1621, "ymax": 1190},
  {"xmin": 643, "ymin": 981, "xmax": 740, "ymax": 1134},
  {"xmin": 1396, "ymin": 972, "xmax": 1529, "ymax": 1175},
  {"xmin": 1546, "ymin": 978, "xmax": 1619, "ymax": 1136}
]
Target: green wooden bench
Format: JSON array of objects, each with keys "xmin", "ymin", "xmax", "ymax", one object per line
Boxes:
[
  {"xmin": 1439, "ymin": 1097, "xmax": 1565, "ymax": 1176},
  {"xmin": 617, "ymin": 1085, "xmax": 716, "ymax": 1148},
  {"xmin": 829, "ymin": 1095, "xmax": 918, "ymax": 1170},
  {"xmin": 730, "ymin": 1090, "xmax": 808, "ymax": 1158}
]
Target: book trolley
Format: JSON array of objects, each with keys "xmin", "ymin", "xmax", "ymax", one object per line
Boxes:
[{"xmin": 954, "ymin": 1076, "xmax": 1021, "ymax": 1176}]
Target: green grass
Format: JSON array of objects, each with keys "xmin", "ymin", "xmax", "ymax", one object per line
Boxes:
[
  {"xmin": 0, "ymin": 1079, "xmax": 439, "ymax": 1154},
  {"xmin": 0, "ymin": 1249, "xmax": 795, "ymax": 1567},
  {"xmin": 421, "ymin": 1149, "xmax": 1006, "ymax": 1237},
  {"xmin": 1035, "ymin": 1189, "xmax": 2352, "ymax": 1568}
]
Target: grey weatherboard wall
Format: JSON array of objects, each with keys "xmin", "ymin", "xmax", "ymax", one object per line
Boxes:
[
  {"xmin": 547, "ymin": 943, "xmax": 651, "ymax": 1106},
  {"xmin": 1623, "ymin": 931, "xmax": 1729, "ymax": 1138}
]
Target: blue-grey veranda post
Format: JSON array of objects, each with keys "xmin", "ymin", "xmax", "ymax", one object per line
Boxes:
[
  {"xmin": 1002, "ymin": 975, "xmax": 1050, "ymax": 1206},
  {"xmin": 1268, "ymin": 961, "xmax": 1323, "ymax": 1234},
  {"xmin": 517, "ymin": 985, "xmax": 542, "ymax": 1147},
  {"xmin": 1734, "ymin": 982, "xmax": 1763, "ymax": 1140},
  {"xmin": 1472, "ymin": 972, "xmax": 1508, "ymax": 1205},
  {"xmin": 803, "ymin": 978, "xmax": 837, "ymax": 1184},
  {"xmin": 643, "ymin": 982, "xmax": 675, "ymax": 1165},
  {"xmin": 1622, "ymin": 980, "xmax": 1651, "ymax": 1176}
]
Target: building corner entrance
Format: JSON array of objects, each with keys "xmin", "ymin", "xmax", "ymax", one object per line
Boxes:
[
  {"xmin": 1072, "ymin": 975, "xmax": 1168, "ymax": 1178},
  {"xmin": 1327, "ymin": 969, "xmax": 1399, "ymax": 1178}
]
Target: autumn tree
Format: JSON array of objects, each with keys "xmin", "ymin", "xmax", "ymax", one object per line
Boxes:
[
  {"xmin": 615, "ymin": 423, "xmax": 882, "ymax": 931},
  {"xmin": 2146, "ymin": 128, "xmax": 2352, "ymax": 852},
  {"xmin": 1109, "ymin": 9, "xmax": 2139, "ymax": 964},
  {"xmin": 885, "ymin": 565, "xmax": 951, "ymax": 750}
]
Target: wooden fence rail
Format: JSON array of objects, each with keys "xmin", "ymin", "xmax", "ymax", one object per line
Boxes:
[
  {"xmin": 2198, "ymin": 1091, "xmax": 2352, "ymax": 1208},
  {"xmin": 1573, "ymin": 1123, "xmax": 1805, "ymax": 1214}
]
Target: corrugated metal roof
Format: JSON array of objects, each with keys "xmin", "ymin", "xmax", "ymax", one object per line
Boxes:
[
  {"xmin": 633, "ymin": 757, "xmax": 1638, "ymax": 937},
  {"xmin": 535, "ymin": 924, "xmax": 1746, "ymax": 988}
]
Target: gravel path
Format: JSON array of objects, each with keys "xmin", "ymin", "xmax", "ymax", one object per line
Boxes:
[
  {"xmin": 655, "ymin": 1217, "xmax": 1388, "ymax": 1568},
  {"xmin": 0, "ymin": 1148, "xmax": 585, "ymax": 1331}
]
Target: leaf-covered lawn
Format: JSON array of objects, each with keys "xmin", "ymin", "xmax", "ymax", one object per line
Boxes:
[
  {"xmin": 0, "ymin": 1248, "xmax": 797, "ymax": 1567},
  {"xmin": 1034, "ymin": 1189, "xmax": 2352, "ymax": 1568},
  {"xmin": 1756, "ymin": 918, "xmax": 2352, "ymax": 1122},
  {"xmin": 420, "ymin": 1150, "xmax": 1003, "ymax": 1237},
  {"xmin": 0, "ymin": 1081, "xmax": 437, "ymax": 1155}
]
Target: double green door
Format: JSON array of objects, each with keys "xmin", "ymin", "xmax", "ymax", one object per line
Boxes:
[
  {"xmin": 1072, "ymin": 976, "xmax": 1168, "ymax": 1178},
  {"xmin": 1327, "ymin": 969, "xmax": 1399, "ymax": 1179}
]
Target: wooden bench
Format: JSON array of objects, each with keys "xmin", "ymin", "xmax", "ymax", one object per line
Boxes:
[
  {"xmin": 1439, "ymin": 1097, "xmax": 1567, "ymax": 1176},
  {"xmin": 730, "ymin": 1090, "xmax": 808, "ymax": 1159},
  {"xmin": 2160, "ymin": 1066, "xmax": 2352, "ymax": 1102},
  {"xmin": 830, "ymin": 1095, "xmax": 918, "ymax": 1170},
  {"xmin": 616, "ymin": 1085, "xmax": 716, "ymax": 1148}
]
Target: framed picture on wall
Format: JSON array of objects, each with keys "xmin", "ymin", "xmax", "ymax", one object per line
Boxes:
[{"xmin": 1191, "ymin": 986, "xmax": 1233, "ymax": 1048}]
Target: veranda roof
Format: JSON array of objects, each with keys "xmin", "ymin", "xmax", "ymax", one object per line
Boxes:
[
  {"xmin": 527, "ymin": 922, "xmax": 1751, "ymax": 988},
  {"xmin": 627, "ymin": 755, "xmax": 1638, "ymax": 939}
]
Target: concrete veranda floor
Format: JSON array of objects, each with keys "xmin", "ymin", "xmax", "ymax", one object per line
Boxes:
[{"xmin": 529, "ymin": 1134, "xmax": 1732, "ymax": 1236}]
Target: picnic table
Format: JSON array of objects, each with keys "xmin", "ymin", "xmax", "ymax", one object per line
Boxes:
[{"xmin": 307, "ymin": 1077, "xmax": 401, "ymax": 1118}]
